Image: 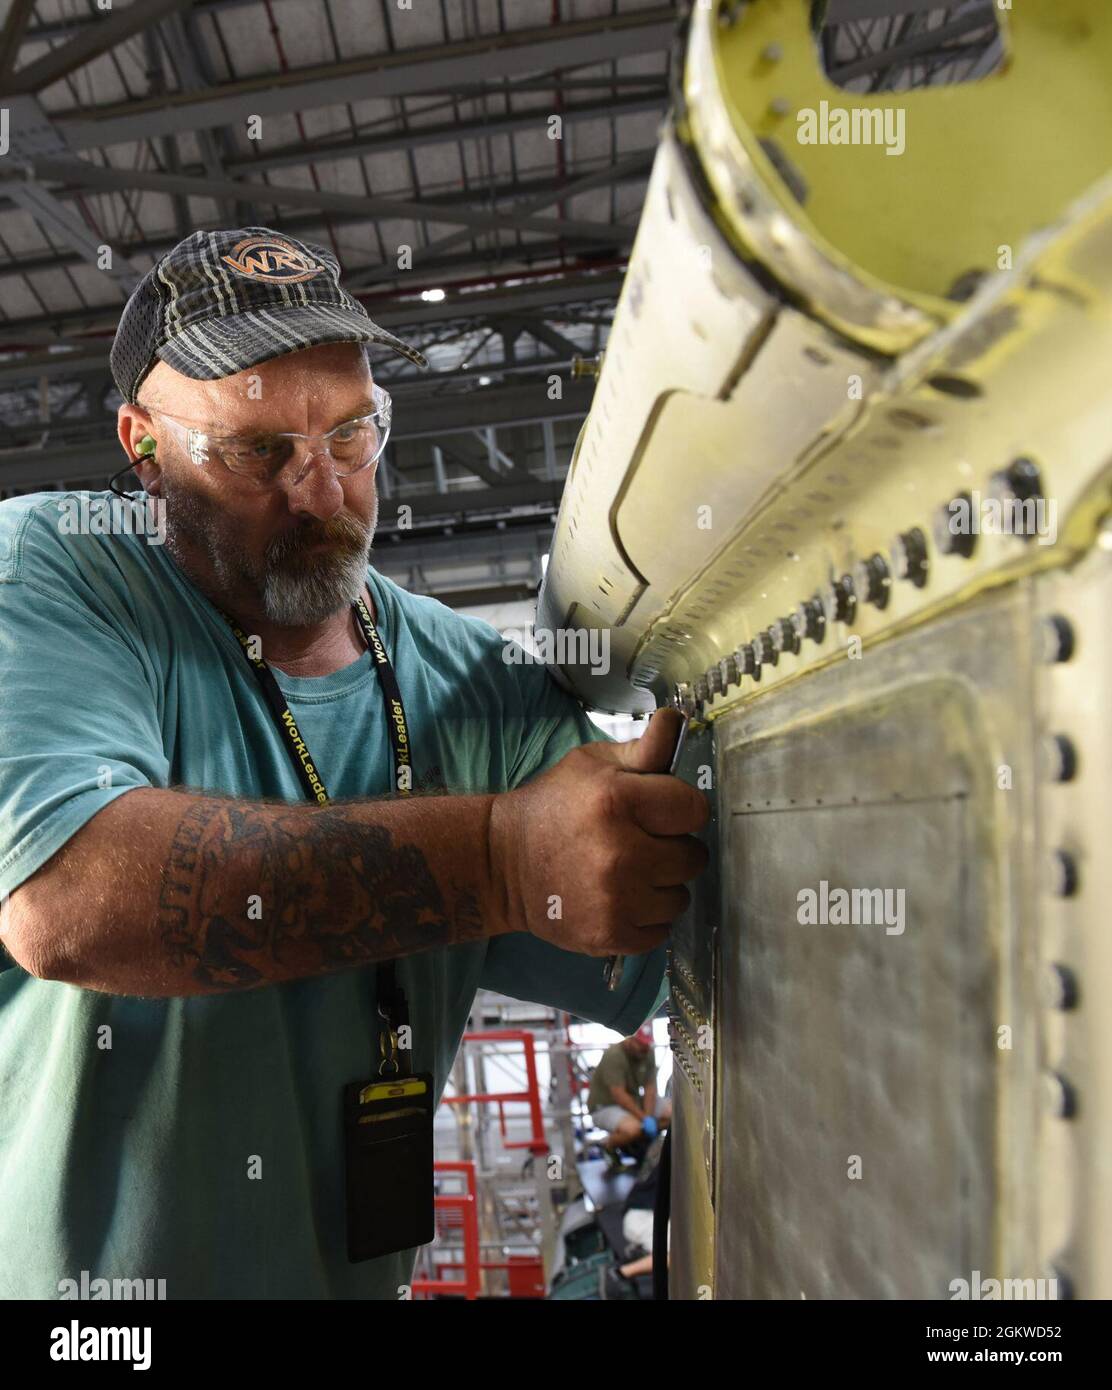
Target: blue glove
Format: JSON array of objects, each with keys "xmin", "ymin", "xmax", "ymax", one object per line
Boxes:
[{"xmin": 642, "ymin": 1115, "xmax": 659, "ymax": 1139}]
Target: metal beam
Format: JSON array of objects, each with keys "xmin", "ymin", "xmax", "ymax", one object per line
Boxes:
[
  {"xmin": 0, "ymin": 0, "xmax": 37, "ymax": 83},
  {"xmin": 350, "ymin": 151, "xmax": 652, "ymax": 289},
  {"xmin": 3, "ymin": 0, "xmax": 201, "ymax": 96},
  {"xmin": 1, "ymin": 153, "xmax": 650, "ymax": 229},
  {"xmin": 391, "ymin": 382, "xmax": 595, "ymax": 438},
  {"xmin": 826, "ymin": 0, "xmax": 962, "ymax": 21},
  {"xmin": 229, "ymin": 92, "xmax": 666, "ymax": 176},
  {"xmin": 371, "ymin": 478, "xmax": 565, "ymax": 521},
  {"xmin": 329, "ymin": 355, "xmax": 579, "ymax": 391},
  {"xmin": 365, "ymin": 275, "xmax": 625, "ymax": 331},
  {"xmin": 438, "ymin": 440, "xmax": 505, "ymax": 489},
  {"xmin": 1, "ymin": 179, "xmax": 144, "ymax": 293},
  {"xmin": 828, "ymin": 5, "xmax": 999, "ymax": 84},
  {"xmin": 159, "ymin": 9, "xmax": 239, "ymax": 228},
  {"xmin": 0, "ymin": 220, "xmax": 595, "ymax": 284},
  {"xmin": 501, "ymin": 316, "xmax": 584, "ymax": 359},
  {"xmin": 0, "ymin": 93, "xmax": 149, "ymax": 289},
  {"xmin": 51, "ymin": 9, "xmax": 677, "ymax": 150},
  {"xmin": 5, "ymin": 156, "xmax": 634, "ymax": 247}
]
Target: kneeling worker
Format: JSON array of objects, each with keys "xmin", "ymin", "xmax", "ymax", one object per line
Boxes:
[{"xmin": 588, "ymin": 1027, "xmax": 671, "ymax": 1165}]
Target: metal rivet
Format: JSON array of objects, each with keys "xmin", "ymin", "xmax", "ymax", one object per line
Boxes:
[
  {"xmin": 990, "ymin": 457, "xmax": 1043, "ymax": 542},
  {"xmin": 1047, "ymin": 849, "xmax": 1079, "ymax": 898},
  {"xmin": 992, "ymin": 455, "xmax": 1042, "ymax": 503},
  {"xmin": 1043, "ymin": 1071, "xmax": 1077, "ymax": 1119},
  {"xmin": 673, "ymin": 682, "xmax": 696, "ymax": 719},
  {"xmin": 770, "ymin": 616, "xmax": 800, "ymax": 656},
  {"xmin": 1039, "ymin": 615, "xmax": 1074, "ymax": 664},
  {"xmin": 794, "ymin": 596, "xmax": 826, "ymax": 643},
  {"xmin": 933, "ymin": 493, "xmax": 977, "ymax": 558},
  {"xmin": 853, "ymin": 553, "xmax": 891, "ymax": 609},
  {"xmin": 755, "ymin": 630, "xmax": 778, "ymax": 666},
  {"xmin": 824, "ymin": 574, "xmax": 856, "ymax": 625},
  {"xmin": 1044, "ymin": 963, "xmax": 1079, "ymax": 1011},
  {"xmin": 890, "ymin": 526, "xmax": 929, "ymax": 587},
  {"xmin": 737, "ymin": 644, "xmax": 758, "ymax": 677},
  {"xmin": 1040, "ymin": 734, "xmax": 1077, "ymax": 783}
]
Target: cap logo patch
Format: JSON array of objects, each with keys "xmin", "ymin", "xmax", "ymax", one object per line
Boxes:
[{"xmin": 221, "ymin": 236, "xmax": 325, "ymax": 283}]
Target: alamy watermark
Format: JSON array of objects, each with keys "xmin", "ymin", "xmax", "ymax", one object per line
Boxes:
[
  {"xmin": 50, "ymin": 1322, "xmax": 152, "ymax": 1371},
  {"xmin": 797, "ymin": 100, "xmax": 905, "ymax": 157},
  {"xmin": 945, "ymin": 491, "xmax": 1057, "ymax": 545},
  {"xmin": 55, "ymin": 494, "xmax": 166, "ymax": 546},
  {"xmin": 58, "ymin": 1270, "xmax": 166, "ymax": 1300},
  {"xmin": 502, "ymin": 626, "xmax": 611, "ymax": 676},
  {"xmin": 949, "ymin": 1270, "xmax": 1059, "ymax": 1301},
  {"xmin": 796, "ymin": 880, "xmax": 906, "ymax": 935}
]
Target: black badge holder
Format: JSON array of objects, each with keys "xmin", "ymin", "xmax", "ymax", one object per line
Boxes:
[{"xmin": 343, "ymin": 964, "xmax": 436, "ymax": 1261}]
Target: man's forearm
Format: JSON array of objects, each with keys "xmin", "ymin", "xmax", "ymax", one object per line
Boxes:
[{"xmin": 23, "ymin": 786, "xmax": 511, "ymax": 997}]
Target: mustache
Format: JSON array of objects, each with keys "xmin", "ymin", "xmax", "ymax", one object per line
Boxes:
[{"xmin": 266, "ymin": 513, "xmax": 369, "ymax": 562}]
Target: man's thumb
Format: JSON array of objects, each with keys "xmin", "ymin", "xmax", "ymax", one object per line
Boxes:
[{"xmin": 618, "ymin": 707, "xmax": 685, "ymax": 774}]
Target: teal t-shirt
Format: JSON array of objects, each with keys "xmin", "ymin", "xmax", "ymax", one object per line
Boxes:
[{"xmin": 0, "ymin": 491, "xmax": 666, "ymax": 1299}]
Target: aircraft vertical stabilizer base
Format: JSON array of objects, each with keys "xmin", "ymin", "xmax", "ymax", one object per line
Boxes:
[{"xmin": 537, "ymin": 0, "xmax": 1112, "ymax": 1299}]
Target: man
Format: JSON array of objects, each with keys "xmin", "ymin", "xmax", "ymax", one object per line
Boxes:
[
  {"xmin": 0, "ymin": 227, "xmax": 708, "ymax": 1298},
  {"xmin": 588, "ymin": 1027, "xmax": 671, "ymax": 1163}
]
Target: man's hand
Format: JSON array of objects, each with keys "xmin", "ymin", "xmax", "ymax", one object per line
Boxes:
[{"xmin": 487, "ymin": 707, "xmax": 710, "ymax": 958}]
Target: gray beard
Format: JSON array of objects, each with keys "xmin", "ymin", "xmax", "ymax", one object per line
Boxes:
[
  {"xmin": 159, "ymin": 475, "xmax": 376, "ymax": 627},
  {"xmin": 261, "ymin": 537, "xmax": 371, "ymax": 626}
]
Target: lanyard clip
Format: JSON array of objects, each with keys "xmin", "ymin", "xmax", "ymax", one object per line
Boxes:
[
  {"xmin": 378, "ymin": 1022, "xmax": 401, "ymax": 1078},
  {"xmin": 377, "ymin": 987, "xmax": 412, "ymax": 1078}
]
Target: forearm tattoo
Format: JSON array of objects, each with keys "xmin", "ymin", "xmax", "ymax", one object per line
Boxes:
[{"xmin": 157, "ymin": 798, "xmax": 485, "ymax": 989}]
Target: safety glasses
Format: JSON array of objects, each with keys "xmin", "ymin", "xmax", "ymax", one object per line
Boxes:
[{"xmin": 147, "ymin": 382, "xmax": 392, "ymax": 489}]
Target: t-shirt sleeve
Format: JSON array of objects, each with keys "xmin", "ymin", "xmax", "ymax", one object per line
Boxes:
[
  {"xmin": 482, "ymin": 655, "xmax": 667, "ymax": 1030},
  {"xmin": 594, "ymin": 1048, "xmax": 627, "ymax": 1099},
  {"xmin": 0, "ymin": 576, "xmax": 170, "ymax": 903},
  {"xmin": 505, "ymin": 660, "xmax": 613, "ymax": 791},
  {"xmin": 481, "ymin": 931, "xmax": 667, "ymax": 1034}
]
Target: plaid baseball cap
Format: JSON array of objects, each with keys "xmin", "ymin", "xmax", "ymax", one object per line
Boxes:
[{"xmin": 111, "ymin": 226, "xmax": 428, "ymax": 404}]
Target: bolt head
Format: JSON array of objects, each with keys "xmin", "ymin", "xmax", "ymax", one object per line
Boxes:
[
  {"xmin": 1047, "ymin": 849, "xmax": 1079, "ymax": 898},
  {"xmin": 1043, "ymin": 963, "xmax": 1079, "ymax": 1011},
  {"xmin": 1039, "ymin": 615, "xmax": 1075, "ymax": 664},
  {"xmin": 853, "ymin": 554, "xmax": 891, "ymax": 608},
  {"xmin": 1043, "ymin": 1071, "xmax": 1077, "ymax": 1119},
  {"xmin": 933, "ymin": 493, "xmax": 976, "ymax": 558},
  {"xmin": 890, "ymin": 527, "xmax": 928, "ymax": 587}
]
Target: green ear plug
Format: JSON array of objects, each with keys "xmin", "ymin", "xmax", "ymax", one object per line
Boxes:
[{"xmin": 136, "ymin": 435, "xmax": 157, "ymax": 457}]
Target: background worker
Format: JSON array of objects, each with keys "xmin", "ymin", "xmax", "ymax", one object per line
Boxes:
[{"xmin": 588, "ymin": 1027, "xmax": 671, "ymax": 1165}]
